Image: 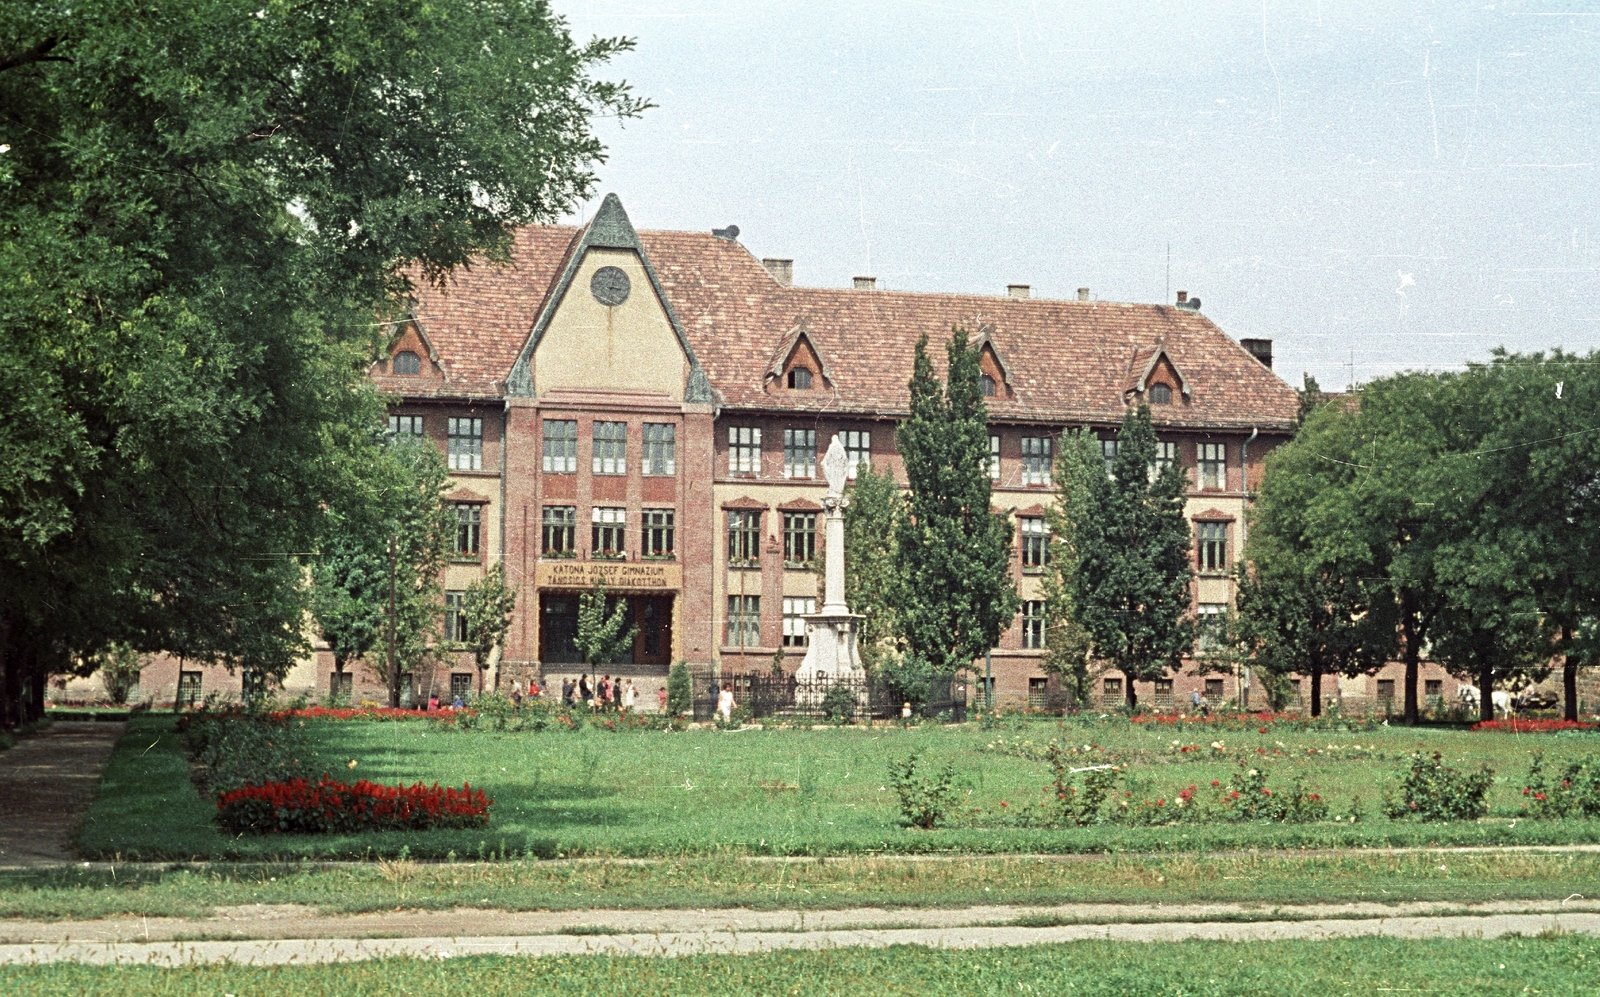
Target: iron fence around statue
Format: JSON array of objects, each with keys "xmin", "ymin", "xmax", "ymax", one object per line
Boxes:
[{"xmin": 688, "ymin": 667, "xmax": 967, "ymax": 722}]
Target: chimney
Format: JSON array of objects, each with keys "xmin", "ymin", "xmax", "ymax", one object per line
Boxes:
[
  {"xmin": 711, "ymin": 224, "xmax": 740, "ymax": 241},
  {"xmin": 762, "ymin": 258, "xmax": 794, "ymax": 287},
  {"xmin": 1175, "ymin": 290, "xmax": 1187, "ymax": 303},
  {"xmin": 1240, "ymin": 338, "xmax": 1273, "ymax": 369},
  {"xmin": 1175, "ymin": 290, "xmax": 1202, "ymax": 312},
  {"xmin": 1077, "ymin": 288, "xmax": 1090, "ymax": 302},
  {"xmin": 1007, "ymin": 284, "xmax": 1030, "ymax": 299},
  {"xmin": 853, "ymin": 276, "xmax": 876, "ymax": 291}
]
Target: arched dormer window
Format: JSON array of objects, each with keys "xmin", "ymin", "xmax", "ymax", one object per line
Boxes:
[
  {"xmin": 393, "ymin": 350, "xmax": 421, "ymax": 376},
  {"xmin": 1149, "ymin": 383, "xmax": 1172, "ymax": 404},
  {"xmin": 788, "ymin": 367, "xmax": 813, "ymax": 390},
  {"xmin": 981, "ymin": 374, "xmax": 997, "ymax": 398}
]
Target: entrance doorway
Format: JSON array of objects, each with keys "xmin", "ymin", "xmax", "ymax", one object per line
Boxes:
[{"xmin": 540, "ymin": 592, "xmax": 674, "ymax": 665}]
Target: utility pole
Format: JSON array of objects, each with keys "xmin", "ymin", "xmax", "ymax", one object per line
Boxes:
[{"xmin": 387, "ymin": 536, "xmax": 399, "ymax": 709}]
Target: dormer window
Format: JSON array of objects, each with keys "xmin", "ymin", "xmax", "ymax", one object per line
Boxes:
[
  {"xmin": 393, "ymin": 350, "xmax": 421, "ymax": 376},
  {"xmin": 1149, "ymin": 383, "xmax": 1172, "ymax": 404},
  {"xmin": 981, "ymin": 374, "xmax": 997, "ymax": 397},
  {"xmin": 788, "ymin": 368, "xmax": 812, "ymax": 390}
]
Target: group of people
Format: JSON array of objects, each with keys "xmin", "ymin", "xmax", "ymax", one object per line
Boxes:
[{"xmin": 562, "ymin": 674, "xmax": 645, "ymax": 712}]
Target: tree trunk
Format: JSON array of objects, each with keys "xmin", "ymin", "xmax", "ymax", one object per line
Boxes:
[
  {"xmin": 1400, "ymin": 590, "xmax": 1420, "ymax": 726},
  {"xmin": 1479, "ymin": 660, "xmax": 1494, "ymax": 724},
  {"xmin": 1309, "ymin": 660, "xmax": 1323, "ymax": 718},
  {"xmin": 1564, "ymin": 625, "xmax": 1579, "ymax": 723},
  {"xmin": 28, "ymin": 659, "xmax": 45, "ymax": 722},
  {"xmin": 1124, "ymin": 668, "xmax": 1138, "ymax": 710}
]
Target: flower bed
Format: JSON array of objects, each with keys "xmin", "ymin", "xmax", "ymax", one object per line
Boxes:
[
  {"xmin": 1471, "ymin": 718, "xmax": 1597, "ymax": 733},
  {"xmin": 216, "ymin": 776, "xmax": 491, "ymax": 834},
  {"xmin": 1127, "ymin": 711, "xmax": 1387, "ymax": 732},
  {"xmin": 265, "ymin": 705, "xmax": 471, "ymax": 723}
]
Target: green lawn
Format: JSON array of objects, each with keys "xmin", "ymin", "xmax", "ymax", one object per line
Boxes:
[
  {"xmin": 6, "ymin": 937, "xmax": 1598, "ymax": 996},
  {"xmin": 75, "ymin": 714, "xmax": 1600, "ymax": 862}
]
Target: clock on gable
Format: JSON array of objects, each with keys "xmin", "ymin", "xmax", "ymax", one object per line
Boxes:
[{"xmin": 590, "ymin": 265, "xmax": 631, "ymax": 307}]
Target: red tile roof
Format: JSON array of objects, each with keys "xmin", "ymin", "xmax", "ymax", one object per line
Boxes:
[{"xmin": 405, "ymin": 223, "xmax": 1299, "ymax": 431}]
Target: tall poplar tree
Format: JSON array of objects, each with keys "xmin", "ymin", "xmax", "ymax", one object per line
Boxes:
[
  {"xmin": 1070, "ymin": 406, "xmax": 1194, "ymax": 709},
  {"xmin": 1040, "ymin": 429, "xmax": 1103, "ymax": 707},
  {"xmin": 842, "ymin": 464, "xmax": 904, "ymax": 670},
  {"xmin": 894, "ymin": 330, "xmax": 1018, "ymax": 678}
]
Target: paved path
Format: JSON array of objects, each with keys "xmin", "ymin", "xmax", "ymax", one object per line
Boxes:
[
  {"xmin": 4, "ymin": 910, "xmax": 1599, "ymax": 965},
  {"xmin": 0, "ymin": 722, "xmax": 126, "ymax": 868}
]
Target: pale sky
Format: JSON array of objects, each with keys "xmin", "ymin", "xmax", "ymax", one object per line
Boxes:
[{"xmin": 556, "ymin": 1, "xmax": 1600, "ymax": 391}]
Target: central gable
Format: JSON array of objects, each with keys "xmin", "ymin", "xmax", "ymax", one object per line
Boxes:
[{"xmin": 508, "ymin": 194, "xmax": 712, "ymax": 401}]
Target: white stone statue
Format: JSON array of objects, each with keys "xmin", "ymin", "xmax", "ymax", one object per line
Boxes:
[
  {"xmin": 797, "ymin": 434, "xmax": 868, "ymax": 711},
  {"xmin": 822, "ymin": 434, "xmax": 849, "ymax": 501}
]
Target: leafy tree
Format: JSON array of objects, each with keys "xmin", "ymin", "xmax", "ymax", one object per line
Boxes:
[
  {"xmin": 1040, "ymin": 429, "xmax": 1103, "ymax": 707},
  {"xmin": 894, "ymin": 330, "xmax": 1018, "ymax": 677},
  {"xmin": 575, "ymin": 581, "xmax": 636, "ymax": 670},
  {"xmin": 93, "ymin": 644, "xmax": 145, "ymax": 706},
  {"xmin": 1070, "ymin": 406, "xmax": 1194, "ymax": 709},
  {"xmin": 842, "ymin": 464, "xmax": 904, "ymax": 670},
  {"xmin": 0, "ymin": 0, "xmax": 646, "ymax": 726},
  {"xmin": 462, "ymin": 563, "xmax": 517, "ymax": 693},
  {"xmin": 666, "ymin": 661, "xmax": 692, "ymax": 717},
  {"xmin": 311, "ymin": 513, "xmax": 390, "ymax": 687}
]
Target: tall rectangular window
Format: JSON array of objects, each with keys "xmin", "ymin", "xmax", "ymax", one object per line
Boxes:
[
  {"xmin": 784, "ymin": 428, "xmax": 816, "ymax": 479},
  {"xmin": 728, "ymin": 426, "xmax": 761, "ymax": 475},
  {"xmin": 444, "ymin": 590, "xmax": 468, "ymax": 643},
  {"xmin": 1021, "ymin": 600, "xmax": 1046, "ymax": 649},
  {"xmin": 783, "ymin": 597, "xmax": 816, "ymax": 647},
  {"xmin": 727, "ymin": 595, "xmax": 761, "ymax": 647},
  {"xmin": 1197, "ymin": 522, "xmax": 1228, "ymax": 573},
  {"xmin": 642, "ymin": 509, "xmax": 675, "ymax": 557},
  {"xmin": 783, "ymin": 511, "xmax": 817, "ymax": 565},
  {"xmin": 593, "ymin": 421, "xmax": 627, "ymax": 475},
  {"xmin": 1021, "ymin": 436, "xmax": 1052, "ymax": 485},
  {"xmin": 1196, "ymin": 602, "xmax": 1227, "ymax": 653},
  {"xmin": 1198, "ymin": 442, "xmax": 1227, "ymax": 490},
  {"xmin": 1020, "ymin": 516, "xmax": 1049, "ymax": 570},
  {"xmin": 1153, "ymin": 440, "xmax": 1178, "ymax": 476},
  {"xmin": 542, "ymin": 419, "xmax": 577, "ymax": 473},
  {"xmin": 727, "ymin": 509, "xmax": 761, "ymax": 565},
  {"xmin": 842, "ymin": 430, "xmax": 871, "ymax": 477},
  {"xmin": 592, "ymin": 507, "xmax": 626, "ymax": 558},
  {"xmin": 453, "ymin": 503, "xmax": 481, "ymax": 557},
  {"xmin": 989, "ymin": 434, "xmax": 1001, "ymax": 481},
  {"xmin": 542, "ymin": 506, "xmax": 576, "ymax": 556},
  {"xmin": 1101, "ymin": 439, "xmax": 1119, "ymax": 478},
  {"xmin": 447, "ymin": 417, "xmax": 483, "ymax": 471},
  {"xmin": 388, "ymin": 414, "xmax": 424, "ymax": 438},
  {"xmin": 642, "ymin": 423, "xmax": 676, "ymax": 476}
]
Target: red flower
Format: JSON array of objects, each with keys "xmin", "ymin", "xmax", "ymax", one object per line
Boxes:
[
  {"xmin": 1211, "ymin": 780, "xmax": 1221, "ymax": 787},
  {"xmin": 1000, "ymin": 800, "xmax": 1008, "ymax": 808},
  {"xmin": 1258, "ymin": 727, "xmax": 1268, "ymax": 734},
  {"xmin": 1535, "ymin": 792, "xmax": 1547, "ymax": 801}
]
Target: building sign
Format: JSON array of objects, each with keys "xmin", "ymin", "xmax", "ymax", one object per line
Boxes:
[{"xmin": 535, "ymin": 561, "xmax": 682, "ymax": 590}]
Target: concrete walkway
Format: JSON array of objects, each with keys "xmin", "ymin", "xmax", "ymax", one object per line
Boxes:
[
  {"xmin": 0, "ymin": 721, "xmax": 126, "ymax": 868},
  {"xmin": 4, "ymin": 910, "xmax": 1599, "ymax": 965}
]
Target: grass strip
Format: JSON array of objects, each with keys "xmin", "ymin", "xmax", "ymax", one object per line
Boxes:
[
  {"xmin": 5, "ymin": 936, "xmax": 1599, "ymax": 995},
  {"xmin": 5, "ymin": 850, "xmax": 1600, "ymax": 920}
]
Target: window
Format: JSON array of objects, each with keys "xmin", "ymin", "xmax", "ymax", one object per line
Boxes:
[
  {"xmin": 542, "ymin": 506, "xmax": 576, "ymax": 557},
  {"xmin": 1154, "ymin": 678, "xmax": 1174, "ymax": 701},
  {"xmin": 1028, "ymin": 677, "xmax": 1048, "ymax": 709},
  {"xmin": 177, "ymin": 671, "xmax": 203, "ymax": 708},
  {"xmin": 787, "ymin": 367, "xmax": 812, "ymax": 390},
  {"xmin": 329, "ymin": 671, "xmax": 353, "ymax": 702},
  {"xmin": 729, "ymin": 426, "xmax": 761, "ymax": 475},
  {"xmin": 1021, "ymin": 600, "xmax": 1046, "ymax": 649},
  {"xmin": 450, "ymin": 673, "xmax": 473, "ymax": 700},
  {"xmin": 453, "ymin": 503, "xmax": 481, "ymax": 557},
  {"xmin": 1148, "ymin": 382, "xmax": 1172, "ymax": 404},
  {"xmin": 643, "ymin": 423, "xmax": 676, "ymax": 476},
  {"xmin": 1197, "ymin": 522, "xmax": 1229, "ymax": 573},
  {"xmin": 1197, "ymin": 602, "xmax": 1227, "ymax": 652},
  {"xmin": 1198, "ymin": 442, "xmax": 1227, "ymax": 490},
  {"xmin": 783, "ymin": 428, "xmax": 816, "ymax": 478},
  {"xmin": 593, "ymin": 421, "xmax": 626, "ymax": 475},
  {"xmin": 447, "ymin": 417, "xmax": 482, "ymax": 471},
  {"xmin": 1021, "ymin": 435, "xmax": 1052, "ymax": 485},
  {"xmin": 444, "ymin": 590, "xmax": 468, "ymax": 643},
  {"xmin": 642, "ymin": 509, "xmax": 675, "ymax": 558},
  {"xmin": 591, "ymin": 507, "xmax": 626, "ymax": 558},
  {"xmin": 989, "ymin": 434, "xmax": 1001, "ymax": 480},
  {"xmin": 542, "ymin": 420, "xmax": 577, "ymax": 473},
  {"xmin": 1102, "ymin": 676, "xmax": 1123, "ymax": 699},
  {"xmin": 783, "ymin": 597, "xmax": 816, "ymax": 647},
  {"xmin": 981, "ymin": 374, "xmax": 997, "ymax": 397},
  {"xmin": 1020, "ymin": 517, "xmax": 1049, "ymax": 570},
  {"xmin": 393, "ymin": 350, "xmax": 421, "ymax": 375},
  {"xmin": 783, "ymin": 511, "xmax": 817, "ymax": 565},
  {"xmin": 1377, "ymin": 679, "xmax": 1396, "ymax": 702},
  {"xmin": 727, "ymin": 595, "xmax": 761, "ymax": 647},
  {"xmin": 388, "ymin": 414, "xmax": 424, "ymax": 438},
  {"xmin": 1101, "ymin": 439, "xmax": 1119, "ymax": 478},
  {"xmin": 1204, "ymin": 678, "xmax": 1225, "ymax": 699},
  {"xmin": 727, "ymin": 509, "xmax": 761, "ymax": 565},
  {"xmin": 842, "ymin": 431, "xmax": 871, "ymax": 477},
  {"xmin": 1425, "ymin": 679, "xmax": 1443, "ymax": 701},
  {"xmin": 1153, "ymin": 441, "xmax": 1177, "ymax": 476}
]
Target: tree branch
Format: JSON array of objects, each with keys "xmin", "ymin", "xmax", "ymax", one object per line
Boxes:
[{"xmin": 0, "ymin": 38, "xmax": 70, "ymax": 74}]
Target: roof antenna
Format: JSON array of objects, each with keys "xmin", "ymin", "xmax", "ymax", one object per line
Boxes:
[{"xmin": 1166, "ymin": 241, "xmax": 1171, "ymax": 304}]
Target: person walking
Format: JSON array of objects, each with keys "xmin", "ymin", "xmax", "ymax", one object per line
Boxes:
[
  {"xmin": 717, "ymin": 682, "xmax": 735, "ymax": 723},
  {"xmin": 561, "ymin": 677, "xmax": 573, "ymax": 706},
  {"xmin": 657, "ymin": 684, "xmax": 668, "ymax": 714},
  {"xmin": 622, "ymin": 679, "xmax": 637, "ymax": 712},
  {"xmin": 579, "ymin": 673, "xmax": 592, "ymax": 707}
]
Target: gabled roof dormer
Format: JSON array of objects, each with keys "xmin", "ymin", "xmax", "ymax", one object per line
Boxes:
[
  {"xmin": 971, "ymin": 326, "xmax": 1013, "ymax": 400},
  {"xmin": 374, "ymin": 316, "xmax": 447, "ymax": 381},
  {"xmin": 765, "ymin": 325, "xmax": 834, "ymax": 393},
  {"xmin": 1130, "ymin": 346, "xmax": 1190, "ymax": 404}
]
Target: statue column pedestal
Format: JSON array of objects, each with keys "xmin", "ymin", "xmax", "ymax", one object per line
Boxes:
[{"xmin": 797, "ymin": 491, "xmax": 866, "ymax": 706}]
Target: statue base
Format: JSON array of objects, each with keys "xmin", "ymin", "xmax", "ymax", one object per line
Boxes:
[{"xmin": 795, "ymin": 612, "xmax": 868, "ymax": 709}]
